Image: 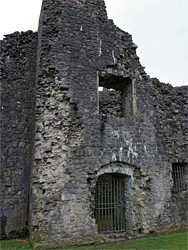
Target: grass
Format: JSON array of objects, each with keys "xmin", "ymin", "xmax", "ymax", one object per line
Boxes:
[
  {"xmin": 0, "ymin": 239, "xmax": 32, "ymax": 250},
  {"xmin": 1, "ymin": 232, "xmax": 187, "ymax": 250}
]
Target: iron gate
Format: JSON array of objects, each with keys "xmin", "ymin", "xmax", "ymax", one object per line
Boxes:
[
  {"xmin": 172, "ymin": 163, "xmax": 186, "ymax": 193},
  {"xmin": 95, "ymin": 174, "xmax": 126, "ymax": 233}
]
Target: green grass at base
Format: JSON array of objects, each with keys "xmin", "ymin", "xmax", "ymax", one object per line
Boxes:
[
  {"xmin": 1, "ymin": 232, "xmax": 187, "ymax": 250},
  {"xmin": 0, "ymin": 239, "xmax": 32, "ymax": 250}
]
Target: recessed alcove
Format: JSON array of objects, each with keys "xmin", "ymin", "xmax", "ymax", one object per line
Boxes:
[{"xmin": 98, "ymin": 75, "xmax": 133, "ymax": 118}]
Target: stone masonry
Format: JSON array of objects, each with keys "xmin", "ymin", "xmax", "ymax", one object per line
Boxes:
[
  {"xmin": 0, "ymin": 31, "xmax": 37, "ymax": 239},
  {"xmin": 0, "ymin": 0, "xmax": 187, "ymax": 249}
]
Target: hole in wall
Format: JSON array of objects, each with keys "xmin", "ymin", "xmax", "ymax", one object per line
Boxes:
[
  {"xmin": 98, "ymin": 74, "xmax": 133, "ymax": 118},
  {"xmin": 98, "ymin": 86, "xmax": 104, "ymax": 92}
]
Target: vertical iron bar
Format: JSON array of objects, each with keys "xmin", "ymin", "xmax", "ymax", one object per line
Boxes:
[
  {"xmin": 178, "ymin": 165, "xmax": 182, "ymax": 191},
  {"xmin": 176, "ymin": 165, "xmax": 178, "ymax": 192},
  {"xmin": 114, "ymin": 177, "xmax": 116, "ymax": 231},
  {"xmin": 120, "ymin": 177, "xmax": 122, "ymax": 231},
  {"xmin": 105, "ymin": 178, "xmax": 106, "ymax": 231},
  {"xmin": 182, "ymin": 165, "xmax": 185, "ymax": 190},
  {"xmin": 111, "ymin": 176, "xmax": 113, "ymax": 231},
  {"xmin": 178, "ymin": 165, "xmax": 181, "ymax": 192},
  {"xmin": 108, "ymin": 177, "xmax": 110, "ymax": 231},
  {"xmin": 123, "ymin": 178, "xmax": 125, "ymax": 231},
  {"xmin": 98, "ymin": 181, "xmax": 100, "ymax": 232},
  {"xmin": 175, "ymin": 165, "xmax": 177, "ymax": 192},
  {"xmin": 174, "ymin": 165, "xmax": 177, "ymax": 192},
  {"xmin": 117, "ymin": 177, "xmax": 119, "ymax": 231},
  {"xmin": 177, "ymin": 164, "xmax": 180, "ymax": 192},
  {"xmin": 180, "ymin": 164, "xmax": 183, "ymax": 190},
  {"xmin": 102, "ymin": 179, "xmax": 103, "ymax": 231},
  {"xmin": 179, "ymin": 164, "xmax": 183, "ymax": 190},
  {"xmin": 96, "ymin": 182, "xmax": 98, "ymax": 229},
  {"xmin": 173, "ymin": 165, "xmax": 177, "ymax": 192},
  {"xmin": 172, "ymin": 166, "xmax": 174, "ymax": 192}
]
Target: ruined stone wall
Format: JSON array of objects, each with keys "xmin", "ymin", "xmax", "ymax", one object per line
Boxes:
[
  {"xmin": 150, "ymin": 79, "xmax": 188, "ymax": 163},
  {"xmin": 0, "ymin": 31, "xmax": 37, "ymax": 239},
  {"xmin": 149, "ymin": 79, "xmax": 188, "ymax": 229},
  {"xmin": 29, "ymin": 0, "xmax": 187, "ymax": 249},
  {"xmin": 0, "ymin": 0, "xmax": 187, "ymax": 248}
]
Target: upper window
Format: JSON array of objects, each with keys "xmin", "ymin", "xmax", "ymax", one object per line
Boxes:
[
  {"xmin": 98, "ymin": 75, "xmax": 133, "ymax": 118},
  {"xmin": 95, "ymin": 174, "xmax": 126, "ymax": 233},
  {"xmin": 172, "ymin": 163, "xmax": 186, "ymax": 193}
]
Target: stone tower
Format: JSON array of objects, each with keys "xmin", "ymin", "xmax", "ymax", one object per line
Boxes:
[{"xmin": 0, "ymin": 0, "xmax": 187, "ymax": 249}]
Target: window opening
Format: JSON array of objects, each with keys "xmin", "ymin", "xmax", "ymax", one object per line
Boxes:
[
  {"xmin": 99, "ymin": 87, "xmax": 123, "ymax": 117},
  {"xmin": 95, "ymin": 174, "xmax": 126, "ymax": 233},
  {"xmin": 172, "ymin": 163, "xmax": 186, "ymax": 193},
  {"xmin": 98, "ymin": 74, "xmax": 132, "ymax": 118}
]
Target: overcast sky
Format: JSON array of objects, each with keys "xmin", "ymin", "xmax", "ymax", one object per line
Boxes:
[{"xmin": 0, "ymin": 0, "xmax": 187, "ymax": 87}]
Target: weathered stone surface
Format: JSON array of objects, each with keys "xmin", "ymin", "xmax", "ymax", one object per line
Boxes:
[
  {"xmin": 0, "ymin": 31, "xmax": 37, "ymax": 239},
  {"xmin": 0, "ymin": 0, "xmax": 187, "ymax": 248}
]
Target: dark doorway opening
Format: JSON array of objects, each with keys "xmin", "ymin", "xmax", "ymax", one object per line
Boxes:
[{"xmin": 95, "ymin": 174, "xmax": 126, "ymax": 233}]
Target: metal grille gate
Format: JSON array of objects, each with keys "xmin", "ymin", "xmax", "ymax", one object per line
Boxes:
[
  {"xmin": 95, "ymin": 174, "xmax": 126, "ymax": 233},
  {"xmin": 172, "ymin": 163, "xmax": 186, "ymax": 193}
]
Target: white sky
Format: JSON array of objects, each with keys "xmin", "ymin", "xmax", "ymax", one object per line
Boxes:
[{"xmin": 0, "ymin": 0, "xmax": 187, "ymax": 87}]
